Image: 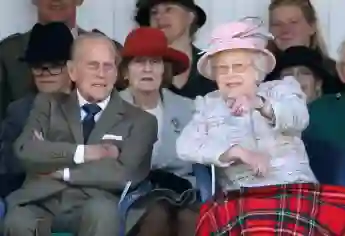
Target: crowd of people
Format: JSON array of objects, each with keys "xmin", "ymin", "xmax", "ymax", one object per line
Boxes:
[{"xmin": 1, "ymin": 0, "xmax": 345, "ymax": 235}]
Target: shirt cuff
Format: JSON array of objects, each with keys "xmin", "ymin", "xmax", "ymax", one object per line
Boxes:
[
  {"xmin": 63, "ymin": 168, "xmax": 70, "ymax": 181},
  {"xmin": 73, "ymin": 145, "xmax": 85, "ymax": 164}
]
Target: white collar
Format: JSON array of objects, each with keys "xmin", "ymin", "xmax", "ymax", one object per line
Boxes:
[{"xmin": 77, "ymin": 90, "xmax": 110, "ymax": 111}]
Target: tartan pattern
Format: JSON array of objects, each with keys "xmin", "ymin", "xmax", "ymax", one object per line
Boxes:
[{"xmin": 196, "ymin": 183, "xmax": 345, "ymax": 235}]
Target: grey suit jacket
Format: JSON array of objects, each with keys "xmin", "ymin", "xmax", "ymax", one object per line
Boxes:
[
  {"xmin": 120, "ymin": 88, "xmax": 195, "ymax": 182},
  {"xmin": 8, "ymin": 89, "xmax": 157, "ymax": 207}
]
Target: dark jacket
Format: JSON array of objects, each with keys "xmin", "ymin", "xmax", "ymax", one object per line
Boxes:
[{"xmin": 0, "ymin": 94, "xmax": 35, "ymax": 197}]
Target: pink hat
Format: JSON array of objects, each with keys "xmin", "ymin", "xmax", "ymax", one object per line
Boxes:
[{"xmin": 197, "ymin": 18, "xmax": 276, "ymax": 80}]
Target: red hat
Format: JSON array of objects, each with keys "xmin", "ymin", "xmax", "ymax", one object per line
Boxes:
[{"xmin": 121, "ymin": 27, "xmax": 189, "ymax": 75}]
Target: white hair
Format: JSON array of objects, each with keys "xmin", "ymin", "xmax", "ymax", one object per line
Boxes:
[
  {"xmin": 253, "ymin": 53, "xmax": 269, "ymax": 82},
  {"xmin": 337, "ymin": 39, "xmax": 345, "ymax": 62}
]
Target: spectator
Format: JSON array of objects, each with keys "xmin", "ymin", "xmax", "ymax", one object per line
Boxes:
[
  {"xmin": 132, "ymin": 0, "xmax": 217, "ymax": 98},
  {"xmin": 119, "ymin": 27, "xmax": 197, "ymax": 236},
  {"xmin": 0, "ymin": 22, "xmax": 74, "ymax": 198},
  {"xmin": 0, "ymin": 0, "xmax": 122, "ymax": 120},
  {"xmin": 176, "ymin": 19, "xmax": 316, "ymax": 191},
  {"xmin": 266, "ymin": 0, "xmax": 344, "ymax": 93},
  {"xmin": 3, "ymin": 33, "xmax": 157, "ymax": 236},
  {"xmin": 271, "ymin": 46, "xmax": 337, "ymax": 103},
  {"xmin": 303, "ymin": 39, "xmax": 345, "ymax": 185}
]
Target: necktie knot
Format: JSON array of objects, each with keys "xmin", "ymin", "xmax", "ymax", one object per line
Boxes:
[{"xmin": 82, "ymin": 104, "xmax": 101, "ymax": 116}]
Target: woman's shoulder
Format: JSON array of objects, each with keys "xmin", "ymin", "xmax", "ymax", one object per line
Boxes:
[{"xmin": 163, "ymin": 89, "xmax": 192, "ymax": 103}]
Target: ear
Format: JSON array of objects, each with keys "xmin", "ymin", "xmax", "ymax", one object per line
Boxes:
[
  {"xmin": 336, "ymin": 61, "xmax": 345, "ymax": 83},
  {"xmin": 67, "ymin": 60, "xmax": 77, "ymax": 82},
  {"xmin": 187, "ymin": 11, "xmax": 196, "ymax": 27}
]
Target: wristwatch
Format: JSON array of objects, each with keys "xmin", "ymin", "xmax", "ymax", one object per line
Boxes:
[{"xmin": 254, "ymin": 95, "xmax": 265, "ymax": 110}]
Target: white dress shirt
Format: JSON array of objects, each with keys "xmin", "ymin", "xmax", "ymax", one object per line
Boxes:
[
  {"xmin": 176, "ymin": 76, "xmax": 317, "ymax": 190},
  {"xmin": 62, "ymin": 90, "xmax": 110, "ymax": 181}
]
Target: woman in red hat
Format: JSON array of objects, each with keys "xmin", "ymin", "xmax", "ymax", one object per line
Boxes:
[
  {"xmin": 133, "ymin": 0, "xmax": 217, "ymax": 99},
  {"xmin": 119, "ymin": 27, "xmax": 198, "ymax": 236}
]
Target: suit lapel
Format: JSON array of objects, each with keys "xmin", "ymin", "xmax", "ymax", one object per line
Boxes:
[
  {"xmin": 87, "ymin": 90, "xmax": 125, "ymax": 143},
  {"xmin": 61, "ymin": 90, "xmax": 84, "ymax": 143}
]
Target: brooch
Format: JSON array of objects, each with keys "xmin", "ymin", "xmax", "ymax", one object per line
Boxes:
[{"xmin": 171, "ymin": 118, "xmax": 182, "ymax": 134}]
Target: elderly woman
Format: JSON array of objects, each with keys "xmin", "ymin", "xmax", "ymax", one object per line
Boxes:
[
  {"xmin": 266, "ymin": 0, "xmax": 344, "ymax": 93},
  {"xmin": 0, "ymin": 22, "xmax": 73, "ymax": 197},
  {"xmin": 119, "ymin": 27, "xmax": 197, "ymax": 236},
  {"xmin": 134, "ymin": 0, "xmax": 217, "ymax": 98},
  {"xmin": 176, "ymin": 19, "xmax": 317, "ymax": 191},
  {"xmin": 271, "ymin": 46, "xmax": 337, "ymax": 103}
]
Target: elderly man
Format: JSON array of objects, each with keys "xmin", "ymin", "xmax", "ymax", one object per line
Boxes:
[
  {"xmin": 3, "ymin": 33, "xmax": 157, "ymax": 236},
  {"xmin": 0, "ymin": 0, "xmax": 122, "ymax": 120}
]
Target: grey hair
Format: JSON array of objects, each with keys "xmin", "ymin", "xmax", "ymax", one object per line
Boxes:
[
  {"xmin": 70, "ymin": 32, "xmax": 119, "ymax": 64},
  {"xmin": 337, "ymin": 39, "xmax": 345, "ymax": 62},
  {"xmin": 253, "ymin": 53, "xmax": 269, "ymax": 82}
]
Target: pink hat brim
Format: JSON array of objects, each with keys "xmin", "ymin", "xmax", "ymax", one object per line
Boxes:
[{"xmin": 197, "ymin": 46, "xmax": 276, "ymax": 80}]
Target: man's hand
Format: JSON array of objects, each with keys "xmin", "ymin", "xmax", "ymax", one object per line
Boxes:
[
  {"xmin": 50, "ymin": 170, "xmax": 63, "ymax": 179},
  {"xmin": 33, "ymin": 130, "xmax": 44, "ymax": 141},
  {"xmin": 84, "ymin": 144, "xmax": 120, "ymax": 162}
]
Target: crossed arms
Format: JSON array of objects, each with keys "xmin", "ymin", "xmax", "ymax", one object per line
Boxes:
[{"xmin": 15, "ymin": 93, "xmax": 158, "ymax": 191}]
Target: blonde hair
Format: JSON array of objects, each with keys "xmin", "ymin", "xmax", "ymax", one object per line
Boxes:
[{"xmin": 268, "ymin": 0, "xmax": 329, "ymax": 57}]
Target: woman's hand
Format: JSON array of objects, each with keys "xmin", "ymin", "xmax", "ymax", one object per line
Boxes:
[
  {"xmin": 221, "ymin": 145, "xmax": 270, "ymax": 176},
  {"xmin": 227, "ymin": 96, "xmax": 252, "ymax": 116},
  {"xmin": 227, "ymin": 95, "xmax": 264, "ymax": 116},
  {"xmin": 240, "ymin": 149, "xmax": 270, "ymax": 176}
]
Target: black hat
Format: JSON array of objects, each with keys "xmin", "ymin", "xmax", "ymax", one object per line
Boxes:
[
  {"xmin": 21, "ymin": 22, "xmax": 73, "ymax": 64},
  {"xmin": 273, "ymin": 46, "xmax": 332, "ymax": 82},
  {"xmin": 134, "ymin": 0, "xmax": 206, "ymax": 29}
]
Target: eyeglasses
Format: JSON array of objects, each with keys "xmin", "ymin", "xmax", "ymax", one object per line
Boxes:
[{"xmin": 31, "ymin": 65, "xmax": 65, "ymax": 76}]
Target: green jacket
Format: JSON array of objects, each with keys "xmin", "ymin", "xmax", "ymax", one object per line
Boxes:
[{"xmin": 303, "ymin": 93, "xmax": 345, "ymax": 147}]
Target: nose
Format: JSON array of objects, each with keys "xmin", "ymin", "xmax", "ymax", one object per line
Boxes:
[
  {"xmin": 96, "ymin": 66, "xmax": 106, "ymax": 78},
  {"xmin": 143, "ymin": 61, "xmax": 153, "ymax": 72},
  {"xmin": 279, "ymin": 24, "xmax": 292, "ymax": 35}
]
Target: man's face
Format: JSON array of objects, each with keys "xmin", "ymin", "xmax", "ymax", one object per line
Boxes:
[
  {"xmin": 32, "ymin": 0, "xmax": 80, "ymax": 23},
  {"xmin": 68, "ymin": 38, "xmax": 118, "ymax": 103}
]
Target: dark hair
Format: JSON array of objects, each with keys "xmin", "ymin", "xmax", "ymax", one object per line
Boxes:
[{"xmin": 116, "ymin": 57, "xmax": 173, "ymax": 91}]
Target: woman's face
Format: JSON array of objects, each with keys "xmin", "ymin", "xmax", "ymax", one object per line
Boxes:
[
  {"xmin": 280, "ymin": 66, "xmax": 321, "ymax": 103},
  {"xmin": 126, "ymin": 57, "xmax": 164, "ymax": 92},
  {"xmin": 270, "ymin": 5, "xmax": 315, "ymax": 50},
  {"xmin": 211, "ymin": 49, "xmax": 260, "ymax": 99},
  {"xmin": 32, "ymin": 62, "xmax": 71, "ymax": 93},
  {"xmin": 149, "ymin": 3, "xmax": 194, "ymax": 43}
]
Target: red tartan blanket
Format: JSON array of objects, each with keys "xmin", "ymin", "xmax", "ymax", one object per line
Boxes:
[{"xmin": 197, "ymin": 183, "xmax": 345, "ymax": 236}]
